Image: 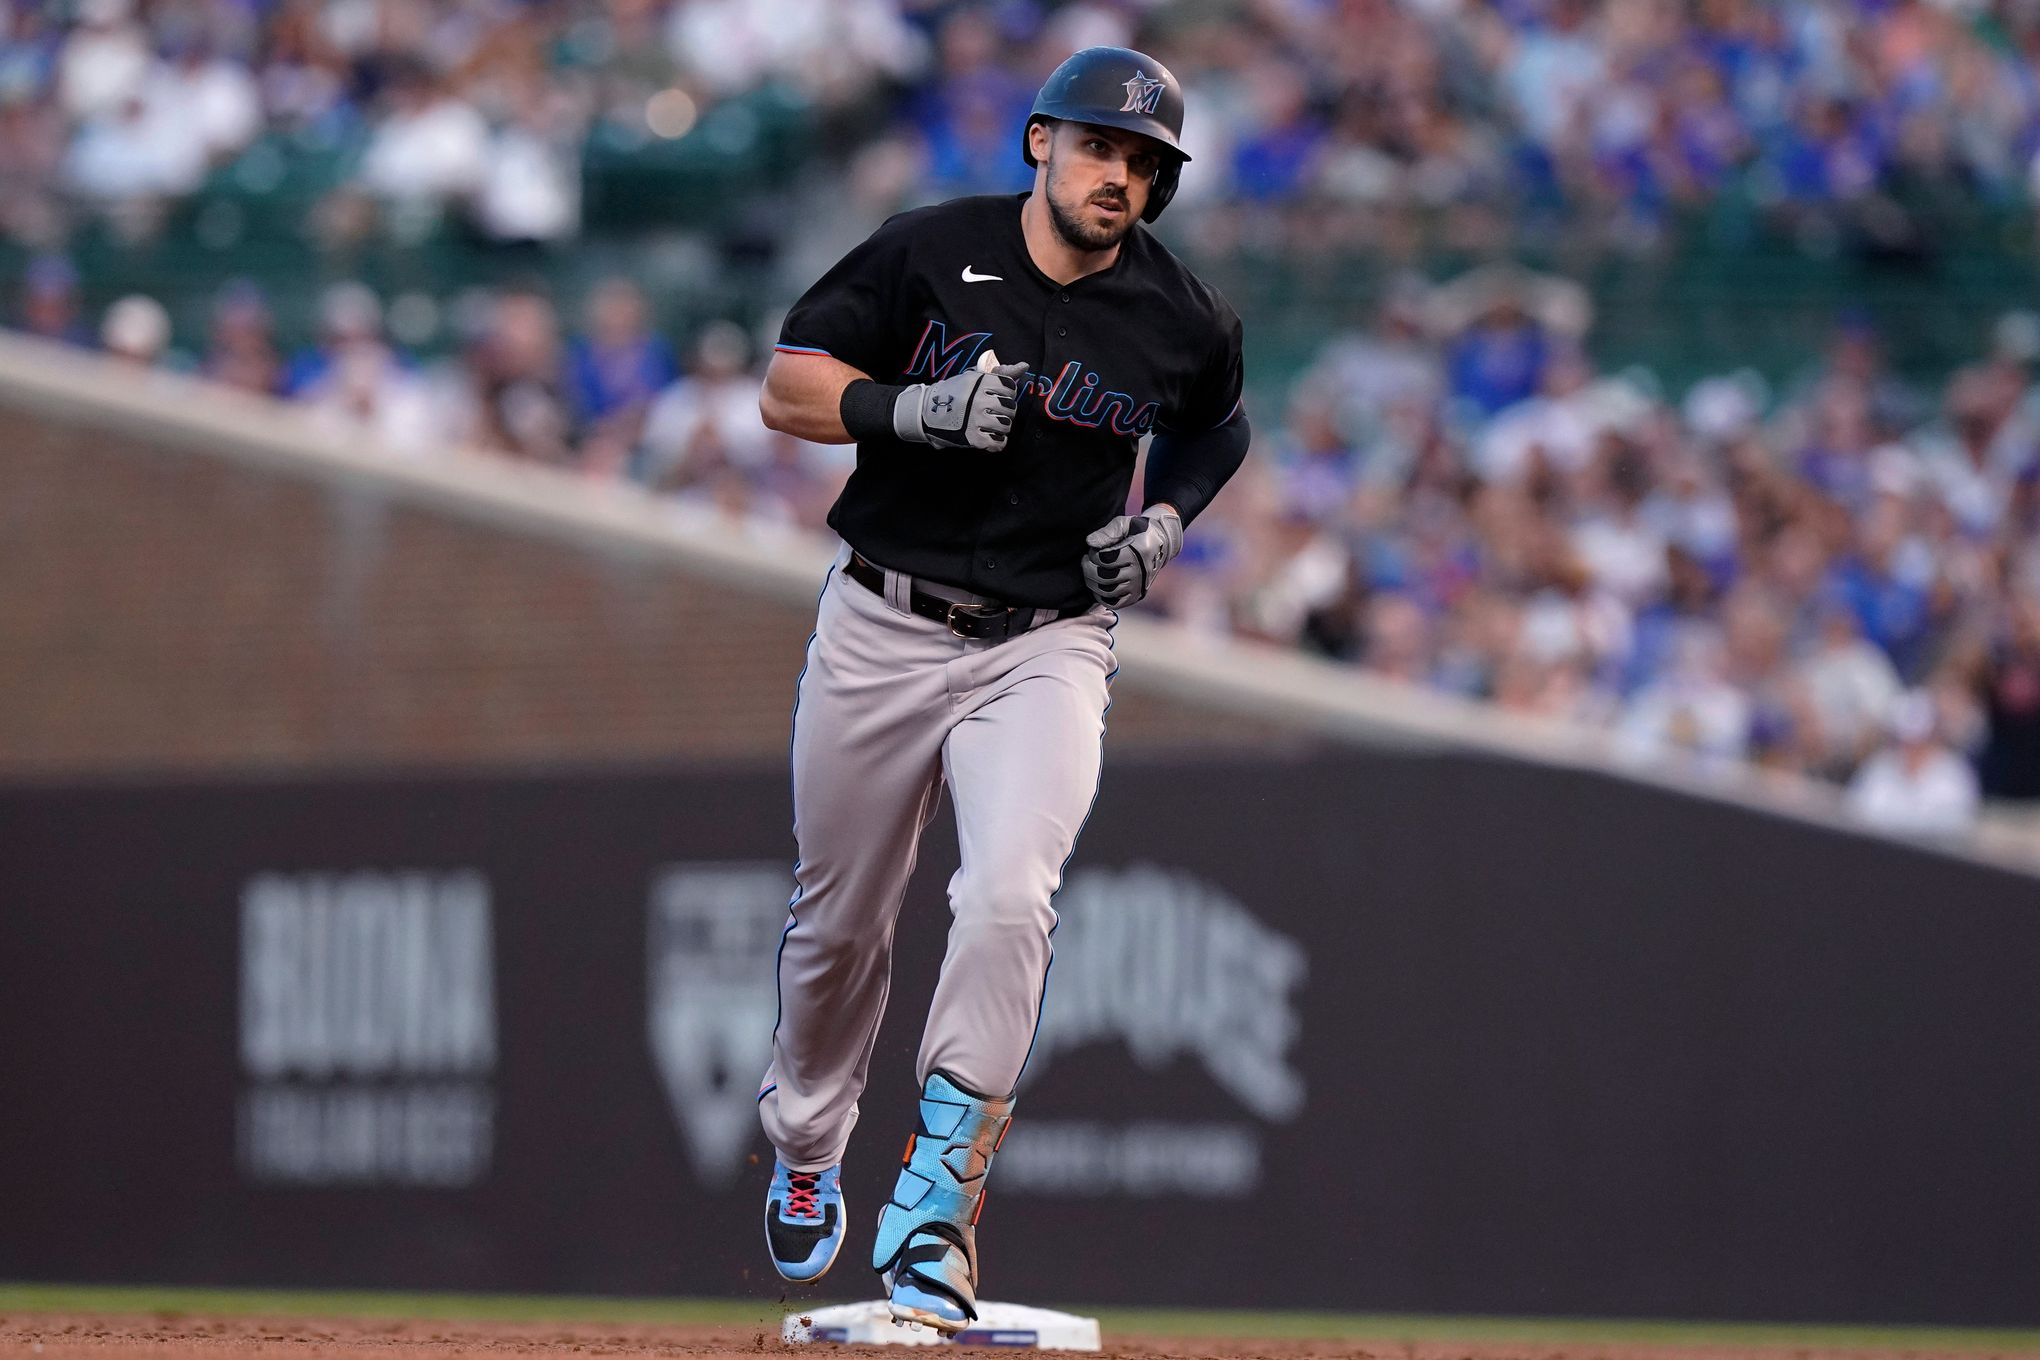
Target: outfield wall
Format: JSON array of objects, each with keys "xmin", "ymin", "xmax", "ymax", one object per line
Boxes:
[
  {"xmin": 0, "ymin": 335, "xmax": 1287, "ymax": 775},
  {"xmin": 3, "ymin": 752, "xmax": 2035, "ymax": 1325}
]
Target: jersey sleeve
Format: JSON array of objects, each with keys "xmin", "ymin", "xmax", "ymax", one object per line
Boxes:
[
  {"xmin": 775, "ymin": 211, "xmax": 919, "ymax": 379},
  {"xmin": 1165, "ymin": 292, "xmax": 1245, "ymax": 433}
]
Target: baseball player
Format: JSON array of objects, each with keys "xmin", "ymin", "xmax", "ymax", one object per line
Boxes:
[{"xmin": 754, "ymin": 47, "xmax": 1249, "ymax": 1330}]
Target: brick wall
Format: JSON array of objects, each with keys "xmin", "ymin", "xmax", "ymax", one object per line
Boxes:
[{"xmin": 0, "ymin": 407, "xmax": 1288, "ymax": 776}]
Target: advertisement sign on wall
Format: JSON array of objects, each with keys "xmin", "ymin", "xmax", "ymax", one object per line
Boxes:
[{"xmin": 2, "ymin": 751, "xmax": 2037, "ymax": 1324}]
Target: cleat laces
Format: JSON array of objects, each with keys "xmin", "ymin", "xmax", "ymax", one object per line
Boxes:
[{"xmin": 785, "ymin": 1171, "xmax": 822, "ymax": 1221}]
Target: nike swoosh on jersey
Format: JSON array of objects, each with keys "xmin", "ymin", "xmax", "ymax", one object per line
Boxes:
[{"xmin": 960, "ymin": 266, "xmax": 1003, "ymax": 283}]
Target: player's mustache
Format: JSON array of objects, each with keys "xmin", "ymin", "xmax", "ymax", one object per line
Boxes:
[{"xmin": 1089, "ymin": 190, "xmax": 1128, "ymax": 210}]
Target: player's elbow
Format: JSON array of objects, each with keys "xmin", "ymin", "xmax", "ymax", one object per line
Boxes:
[
  {"xmin": 760, "ymin": 351, "xmax": 861, "ymax": 443},
  {"xmin": 758, "ymin": 382, "xmax": 793, "ymax": 435},
  {"xmin": 758, "ymin": 366, "xmax": 829, "ymax": 440}
]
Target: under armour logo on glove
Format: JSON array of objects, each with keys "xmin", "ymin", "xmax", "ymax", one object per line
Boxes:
[{"xmin": 892, "ymin": 352, "xmax": 1029, "ymax": 453}]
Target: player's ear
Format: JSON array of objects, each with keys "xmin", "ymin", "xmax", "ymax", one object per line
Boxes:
[{"xmin": 1027, "ymin": 117, "xmax": 1054, "ymax": 165}]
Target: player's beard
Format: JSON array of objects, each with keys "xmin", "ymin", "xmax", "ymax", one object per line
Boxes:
[{"xmin": 1044, "ymin": 157, "xmax": 1135, "ymax": 252}]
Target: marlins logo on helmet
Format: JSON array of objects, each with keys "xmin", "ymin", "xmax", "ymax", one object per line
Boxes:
[{"xmin": 1120, "ymin": 70, "xmax": 1165, "ymax": 114}]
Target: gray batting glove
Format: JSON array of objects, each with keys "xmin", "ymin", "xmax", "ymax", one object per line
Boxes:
[
  {"xmin": 1083, "ymin": 505, "xmax": 1183, "ymax": 607},
  {"xmin": 893, "ymin": 361, "xmax": 1028, "ymax": 452}
]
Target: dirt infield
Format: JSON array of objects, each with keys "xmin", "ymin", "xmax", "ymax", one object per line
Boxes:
[{"xmin": 5, "ymin": 1313, "xmax": 2039, "ymax": 1360}]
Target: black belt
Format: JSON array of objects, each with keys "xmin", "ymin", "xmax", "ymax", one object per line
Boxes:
[{"xmin": 842, "ymin": 552, "xmax": 1085, "ymax": 642}]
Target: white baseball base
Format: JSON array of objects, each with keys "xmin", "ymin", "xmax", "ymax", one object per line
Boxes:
[{"xmin": 781, "ymin": 1300, "xmax": 1101, "ymax": 1350}]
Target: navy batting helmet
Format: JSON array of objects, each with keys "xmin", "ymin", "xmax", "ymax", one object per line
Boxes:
[{"xmin": 1023, "ymin": 46, "xmax": 1190, "ymax": 222}]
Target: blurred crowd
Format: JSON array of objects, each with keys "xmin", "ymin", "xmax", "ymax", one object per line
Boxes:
[
  {"xmin": 26, "ymin": 256, "xmax": 2040, "ymax": 837},
  {"xmin": 7, "ymin": 0, "xmax": 2040, "ymax": 251},
  {"xmin": 890, "ymin": 0, "xmax": 2040, "ymax": 258},
  {"xmin": 1150, "ymin": 270, "xmax": 2040, "ymax": 837},
  {"xmin": 0, "ymin": 0, "xmax": 928, "ymax": 248},
  {"xmin": 19, "ymin": 263, "xmax": 855, "ymax": 528},
  {"xmin": 13, "ymin": 0, "xmax": 2040, "ymax": 838}
]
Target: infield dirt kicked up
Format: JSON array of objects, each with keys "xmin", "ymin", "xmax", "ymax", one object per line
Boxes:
[{"xmin": 5, "ymin": 1307, "xmax": 2040, "ymax": 1360}]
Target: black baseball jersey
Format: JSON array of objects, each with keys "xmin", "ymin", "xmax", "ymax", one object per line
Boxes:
[{"xmin": 776, "ymin": 193, "xmax": 1244, "ymax": 611}]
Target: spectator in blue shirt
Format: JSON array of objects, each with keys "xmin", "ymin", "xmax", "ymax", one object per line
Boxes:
[
  {"xmin": 906, "ymin": 7, "xmax": 1034, "ymax": 197},
  {"xmin": 566, "ymin": 276, "xmax": 676, "ymax": 430},
  {"xmin": 1828, "ymin": 504, "xmax": 1934, "ymax": 675},
  {"xmin": 16, "ymin": 253, "xmax": 88, "ymax": 347},
  {"xmin": 1230, "ymin": 62, "xmax": 1326, "ymax": 203},
  {"xmin": 1448, "ymin": 293, "xmax": 1550, "ymax": 418}
]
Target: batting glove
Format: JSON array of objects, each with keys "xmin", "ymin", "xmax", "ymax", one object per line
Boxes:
[
  {"xmin": 893, "ymin": 362, "xmax": 1028, "ymax": 453},
  {"xmin": 1083, "ymin": 505, "xmax": 1183, "ymax": 608}
]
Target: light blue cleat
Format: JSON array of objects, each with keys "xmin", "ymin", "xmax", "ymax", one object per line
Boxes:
[
  {"xmin": 871, "ymin": 1071, "xmax": 1015, "ymax": 1333},
  {"xmin": 764, "ymin": 1159, "xmax": 845, "ymax": 1283}
]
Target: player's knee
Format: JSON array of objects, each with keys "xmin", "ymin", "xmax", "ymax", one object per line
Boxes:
[
  {"xmin": 781, "ymin": 891, "xmax": 892, "ymax": 957},
  {"xmin": 787, "ymin": 907, "xmax": 880, "ymax": 957},
  {"xmin": 949, "ymin": 878, "xmax": 1056, "ymax": 935}
]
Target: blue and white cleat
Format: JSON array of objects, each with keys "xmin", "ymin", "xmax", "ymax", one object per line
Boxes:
[
  {"xmin": 764, "ymin": 1160, "xmax": 845, "ymax": 1283},
  {"xmin": 871, "ymin": 1071, "xmax": 1015, "ymax": 1334}
]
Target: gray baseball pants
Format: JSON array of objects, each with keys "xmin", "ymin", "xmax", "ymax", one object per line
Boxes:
[{"xmin": 758, "ymin": 548, "xmax": 1116, "ymax": 1172}]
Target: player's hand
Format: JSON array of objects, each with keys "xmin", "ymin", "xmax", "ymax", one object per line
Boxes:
[
  {"xmin": 893, "ymin": 361, "xmax": 1029, "ymax": 452},
  {"xmin": 1083, "ymin": 505, "xmax": 1183, "ymax": 608}
]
